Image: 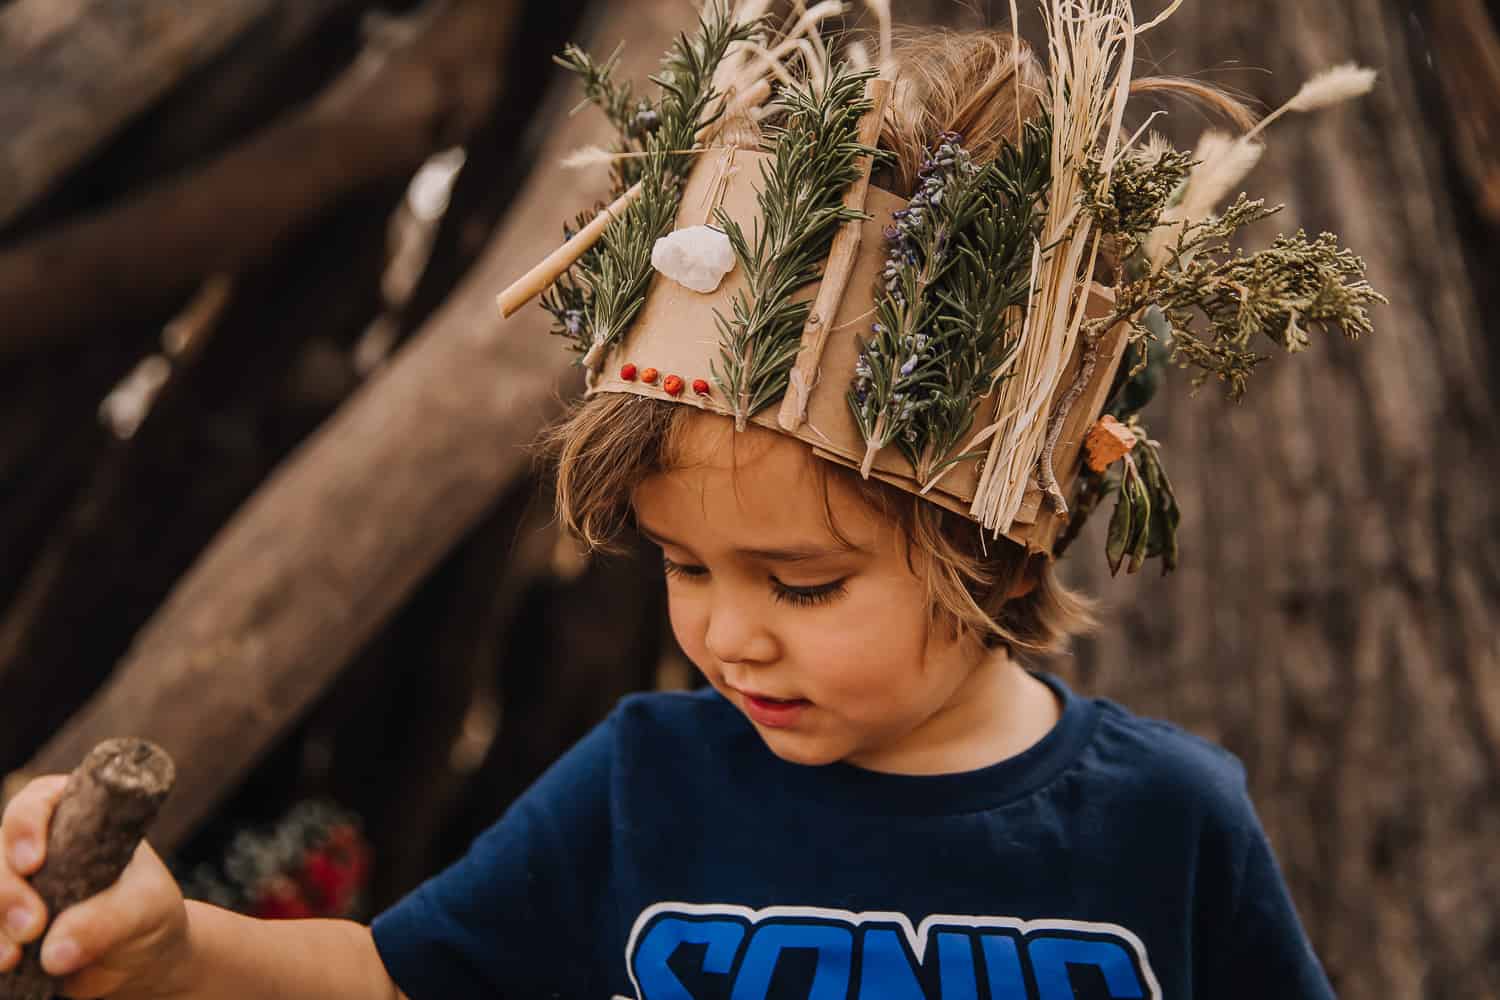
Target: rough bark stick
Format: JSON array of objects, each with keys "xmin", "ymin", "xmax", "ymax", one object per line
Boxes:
[
  {"xmin": 0, "ymin": 739, "xmax": 174, "ymax": 1000},
  {"xmin": 15, "ymin": 0, "xmax": 696, "ymax": 853},
  {"xmin": 0, "ymin": 0, "xmax": 275, "ymax": 228},
  {"xmin": 0, "ymin": 0, "xmax": 519, "ymax": 358}
]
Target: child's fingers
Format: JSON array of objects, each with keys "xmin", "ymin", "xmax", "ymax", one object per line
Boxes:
[
  {"xmin": 1, "ymin": 775, "xmax": 68, "ymax": 874},
  {"xmin": 38, "ymin": 841, "xmax": 178, "ymax": 979},
  {"xmin": 0, "ymin": 776, "xmax": 67, "ymax": 954}
]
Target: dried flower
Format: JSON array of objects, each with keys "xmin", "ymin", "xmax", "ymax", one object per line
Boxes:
[
  {"xmin": 1287, "ymin": 63, "xmax": 1378, "ymax": 113},
  {"xmin": 1245, "ymin": 63, "xmax": 1378, "ymax": 141},
  {"xmin": 851, "ymin": 120, "xmax": 1050, "ymax": 483}
]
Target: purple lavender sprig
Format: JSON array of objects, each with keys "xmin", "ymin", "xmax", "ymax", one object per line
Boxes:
[
  {"xmin": 851, "ymin": 132, "xmax": 978, "ymax": 476},
  {"xmin": 849, "ymin": 115, "xmax": 1052, "ymax": 484}
]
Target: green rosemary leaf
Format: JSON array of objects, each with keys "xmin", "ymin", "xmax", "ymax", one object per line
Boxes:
[
  {"xmin": 711, "ymin": 62, "xmax": 877, "ymax": 429},
  {"xmin": 850, "ymin": 116, "xmax": 1052, "ymax": 483},
  {"xmin": 545, "ymin": 3, "xmax": 758, "ymax": 367}
]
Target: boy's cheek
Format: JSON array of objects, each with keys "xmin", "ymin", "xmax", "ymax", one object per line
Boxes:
[{"xmin": 664, "ymin": 598, "xmax": 714, "ymax": 674}]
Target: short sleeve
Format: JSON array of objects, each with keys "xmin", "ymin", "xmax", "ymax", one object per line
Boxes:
[
  {"xmin": 1210, "ymin": 781, "xmax": 1336, "ymax": 999},
  {"xmin": 370, "ymin": 710, "xmax": 617, "ymax": 999}
]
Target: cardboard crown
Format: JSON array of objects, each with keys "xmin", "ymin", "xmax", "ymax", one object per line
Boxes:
[{"xmin": 589, "ymin": 136, "xmax": 1129, "ymax": 556}]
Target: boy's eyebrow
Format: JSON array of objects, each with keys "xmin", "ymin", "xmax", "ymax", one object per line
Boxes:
[{"xmin": 636, "ymin": 524, "xmax": 865, "ymax": 562}]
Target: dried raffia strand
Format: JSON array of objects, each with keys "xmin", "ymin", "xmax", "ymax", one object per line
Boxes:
[
  {"xmin": 0, "ymin": 740, "xmax": 175, "ymax": 1000},
  {"xmin": 970, "ymin": 0, "xmax": 1140, "ymax": 533}
]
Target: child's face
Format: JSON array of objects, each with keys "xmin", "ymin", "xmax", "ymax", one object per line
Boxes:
[{"xmin": 633, "ymin": 416, "xmax": 999, "ymax": 772}]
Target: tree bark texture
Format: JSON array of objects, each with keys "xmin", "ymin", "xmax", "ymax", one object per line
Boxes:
[
  {"xmin": 18, "ymin": 0, "xmax": 696, "ymax": 854},
  {"xmin": 1055, "ymin": 2, "xmax": 1500, "ymax": 998},
  {"xmin": 0, "ymin": 0, "xmax": 519, "ymax": 357},
  {"xmin": 0, "ymin": 0, "xmax": 274, "ymax": 228}
]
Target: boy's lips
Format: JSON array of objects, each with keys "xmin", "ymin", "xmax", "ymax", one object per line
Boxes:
[{"xmin": 735, "ymin": 689, "xmax": 811, "ymax": 729}]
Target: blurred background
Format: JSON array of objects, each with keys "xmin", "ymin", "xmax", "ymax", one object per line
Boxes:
[{"xmin": 1, "ymin": 1, "xmax": 1496, "ymax": 996}]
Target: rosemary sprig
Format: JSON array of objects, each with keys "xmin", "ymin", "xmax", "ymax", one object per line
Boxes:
[
  {"xmin": 850, "ymin": 120, "xmax": 1051, "ymax": 483},
  {"xmin": 543, "ymin": 4, "xmax": 756, "ymax": 369},
  {"xmin": 554, "ymin": 41, "xmax": 649, "ymax": 190},
  {"xmin": 711, "ymin": 63, "xmax": 876, "ymax": 428}
]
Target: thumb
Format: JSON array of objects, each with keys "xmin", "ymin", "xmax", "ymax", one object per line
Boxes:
[{"xmin": 40, "ymin": 842, "xmax": 184, "ymax": 994}]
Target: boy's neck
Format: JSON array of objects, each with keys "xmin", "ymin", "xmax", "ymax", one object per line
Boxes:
[{"xmin": 845, "ymin": 650, "xmax": 1063, "ymax": 776}]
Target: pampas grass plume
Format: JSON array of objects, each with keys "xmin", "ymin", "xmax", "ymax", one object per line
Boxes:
[
  {"xmin": 1288, "ymin": 63, "xmax": 1378, "ymax": 112},
  {"xmin": 1246, "ymin": 62, "xmax": 1377, "ymax": 139},
  {"xmin": 1179, "ymin": 130, "xmax": 1265, "ymax": 220},
  {"xmin": 560, "ymin": 145, "xmax": 617, "ymax": 171}
]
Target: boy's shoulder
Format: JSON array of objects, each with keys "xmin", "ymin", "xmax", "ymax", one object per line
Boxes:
[{"xmin": 1082, "ymin": 690, "xmax": 1253, "ymax": 824}]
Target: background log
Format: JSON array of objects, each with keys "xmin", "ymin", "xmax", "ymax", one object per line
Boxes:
[
  {"xmin": 0, "ymin": 0, "xmax": 520, "ymax": 357},
  {"xmin": 17, "ymin": 0, "xmax": 694, "ymax": 853},
  {"xmin": 1422, "ymin": 0, "xmax": 1500, "ymax": 227},
  {"xmin": 0, "ymin": 0, "xmax": 533, "ymax": 770},
  {"xmin": 1, "ymin": 0, "xmax": 379, "ymax": 243},
  {"xmin": 0, "ymin": 0, "xmax": 274, "ymax": 228}
]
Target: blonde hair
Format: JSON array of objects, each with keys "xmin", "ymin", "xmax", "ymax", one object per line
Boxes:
[
  {"xmin": 540, "ymin": 394, "xmax": 1093, "ymax": 656},
  {"xmin": 540, "ymin": 25, "xmax": 1255, "ymax": 655}
]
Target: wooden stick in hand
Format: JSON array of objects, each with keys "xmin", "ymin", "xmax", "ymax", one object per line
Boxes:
[{"xmin": 0, "ymin": 739, "xmax": 175, "ymax": 1000}]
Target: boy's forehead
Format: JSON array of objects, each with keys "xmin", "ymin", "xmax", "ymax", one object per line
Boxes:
[{"xmin": 641, "ymin": 416, "xmax": 880, "ymax": 548}]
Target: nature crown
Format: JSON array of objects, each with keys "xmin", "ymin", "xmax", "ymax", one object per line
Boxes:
[{"xmin": 497, "ymin": 0, "xmax": 1384, "ymax": 575}]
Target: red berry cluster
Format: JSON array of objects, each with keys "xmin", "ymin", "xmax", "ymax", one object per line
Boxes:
[
  {"xmin": 620, "ymin": 365, "xmax": 712, "ymax": 398},
  {"xmin": 177, "ymin": 800, "xmax": 373, "ymax": 921},
  {"xmin": 251, "ymin": 822, "xmax": 371, "ymax": 920}
]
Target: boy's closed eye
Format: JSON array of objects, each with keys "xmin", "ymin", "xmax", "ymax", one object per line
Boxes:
[{"xmin": 660, "ymin": 555, "xmax": 849, "ymax": 607}]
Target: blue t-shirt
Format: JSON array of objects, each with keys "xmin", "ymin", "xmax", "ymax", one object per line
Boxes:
[{"xmin": 371, "ymin": 674, "xmax": 1333, "ymax": 999}]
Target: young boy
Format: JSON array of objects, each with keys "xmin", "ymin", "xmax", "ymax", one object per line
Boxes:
[
  {"xmin": 0, "ymin": 411, "xmax": 1334, "ymax": 1000},
  {"xmin": 0, "ymin": 3, "xmax": 1371, "ymax": 996}
]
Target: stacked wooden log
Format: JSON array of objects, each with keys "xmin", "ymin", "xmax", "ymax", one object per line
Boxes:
[{"xmin": 0, "ymin": 0, "xmax": 678, "ymax": 904}]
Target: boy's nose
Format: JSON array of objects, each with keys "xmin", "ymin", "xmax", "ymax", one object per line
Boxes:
[{"xmin": 703, "ymin": 601, "xmax": 778, "ymax": 666}]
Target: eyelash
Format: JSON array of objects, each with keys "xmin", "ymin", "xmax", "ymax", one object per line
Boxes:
[{"xmin": 661, "ymin": 557, "xmax": 848, "ymax": 608}]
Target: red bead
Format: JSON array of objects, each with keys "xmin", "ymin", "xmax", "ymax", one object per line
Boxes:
[
  {"xmin": 640, "ymin": 367, "xmax": 660, "ymax": 384},
  {"xmin": 663, "ymin": 374, "xmax": 685, "ymax": 396},
  {"xmin": 692, "ymin": 378, "xmax": 711, "ymax": 396},
  {"xmin": 619, "ymin": 363, "xmax": 638, "ymax": 381}
]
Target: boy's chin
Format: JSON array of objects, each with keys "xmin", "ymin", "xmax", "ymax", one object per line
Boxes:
[{"xmin": 752, "ymin": 726, "xmax": 849, "ymax": 768}]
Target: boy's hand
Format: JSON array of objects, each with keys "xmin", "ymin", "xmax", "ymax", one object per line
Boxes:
[{"xmin": 0, "ymin": 775, "xmax": 193, "ymax": 1000}]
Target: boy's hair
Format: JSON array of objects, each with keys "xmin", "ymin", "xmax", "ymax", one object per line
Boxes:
[
  {"xmin": 540, "ymin": 393, "xmax": 1094, "ymax": 656},
  {"xmin": 540, "ymin": 27, "xmax": 1253, "ymax": 655}
]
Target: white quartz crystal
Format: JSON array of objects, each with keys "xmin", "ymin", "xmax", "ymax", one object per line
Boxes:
[{"xmin": 651, "ymin": 225, "xmax": 736, "ymax": 293}]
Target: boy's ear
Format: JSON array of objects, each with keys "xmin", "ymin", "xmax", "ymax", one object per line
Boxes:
[{"xmin": 1003, "ymin": 555, "xmax": 1044, "ymax": 601}]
